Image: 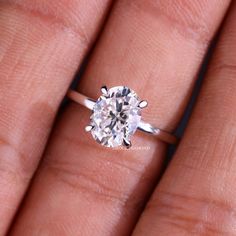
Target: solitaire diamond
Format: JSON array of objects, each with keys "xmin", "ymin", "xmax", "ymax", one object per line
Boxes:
[{"xmin": 89, "ymin": 86, "xmax": 144, "ymax": 148}]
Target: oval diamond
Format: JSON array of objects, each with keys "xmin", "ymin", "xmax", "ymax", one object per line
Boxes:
[{"xmin": 90, "ymin": 86, "xmax": 142, "ymax": 147}]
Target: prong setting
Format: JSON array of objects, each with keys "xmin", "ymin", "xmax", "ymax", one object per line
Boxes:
[
  {"xmin": 138, "ymin": 100, "xmax": 148, "ymax": 109},
  {"xmin": 123, "ymin": 139, "xmax": 132, "ymax": 149},
  {"xmin": 85, "ymin": 125, "xmax": 94, "ymax": 132},
  {"xmin": 101, "ymin": 85, "xmax": 108, "ymax": 95}
]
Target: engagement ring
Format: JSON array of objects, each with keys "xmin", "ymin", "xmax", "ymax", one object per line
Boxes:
[{"xmin": 67, "ymin": 86, "xmax": 177, "ymax": 148}]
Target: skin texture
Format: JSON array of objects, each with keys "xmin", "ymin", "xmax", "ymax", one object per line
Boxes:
[
  {"xmin": 0, "ymin": 0, "xmax": 112, "ymax": 234},
  {"xmin": 0, "ymin": 0, "xmax": 235, "ymax": 235},
  {"xmin": 133, "ymin": 1, "xmax": 236, "ymax": 235}
]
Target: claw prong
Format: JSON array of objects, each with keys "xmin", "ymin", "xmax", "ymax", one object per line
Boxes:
[
  {"xmin": 138, "ymin": 100, "xmax": 148, "ymax": 109},
  {"xmin": 123, "ymin": 139, "xmax": 132, "ymax": 149},
  {"xmin": 101, "ymin": 86, "xmax": 108, "ymax": 95},
  {"xmin": 85, "ymin": 125, "xmax": 94, "ymax": 132}
]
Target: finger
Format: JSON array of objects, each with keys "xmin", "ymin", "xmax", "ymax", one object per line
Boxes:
[
  {"xmin": 10, "ymin": 0, "xmax": 230, "ymax": 235},
  {"xmin": 0, "ymin": 1, "xmax": 111, "ymax": 234},
  {"xmin": 133, "ymin": 2, "xmax": 236, "ymax": 235}
]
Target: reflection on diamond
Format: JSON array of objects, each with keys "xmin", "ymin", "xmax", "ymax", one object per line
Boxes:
[{"xmin": 90, "ymin": 86, "xmax": 142, "ymax": 147}]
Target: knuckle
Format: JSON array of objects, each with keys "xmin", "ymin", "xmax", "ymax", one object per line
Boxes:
[
  {"xmin": 43, "ymin": 157, "xmax": 131, "ymax": 206},
  {"xmin": 42, "ymin": 134, "xmax": 150, "ymax": 213},
  {"xmin": 125, "ymin": 0, "xmax": 211, "ymax": 44},
  {"xmin": 210, "ymin": 62, "xmax": 236, "ymax": 76},
  {"xmin": 2, "ymin": 0, "xmax": 90, "ymax": 46},
  {"xmin": 0, "ymin": 137, "xmax": 32, "ymax": 184},
  {"xmin": 147, "ymin": 190, "xmax": 236, "ymax": 235}
]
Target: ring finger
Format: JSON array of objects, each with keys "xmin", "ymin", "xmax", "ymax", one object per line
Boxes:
[{"xmin": 10, "ymin": 0, "xmax": 230, "ymax": 235}]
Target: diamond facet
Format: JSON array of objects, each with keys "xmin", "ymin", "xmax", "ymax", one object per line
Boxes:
[{"xmin": 90, "ymin": 86, "xmax": 142, "ymax": 147}]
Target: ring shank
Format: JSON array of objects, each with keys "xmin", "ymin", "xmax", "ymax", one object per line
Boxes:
[
  {"xmin": 67, "ymin": 90, "xmax": 95, "ymax": 110},
  {"xmin": 67, "ymin": 89, "xmax": 178, "ymax": 145},
  {"xmin": 137, "ymin": 121, "xmax": 178, "ymax": 144}
]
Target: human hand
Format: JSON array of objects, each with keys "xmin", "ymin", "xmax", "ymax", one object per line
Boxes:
[{"xmin": 0, "ymin": 0, "xmax": 235, "ymax": 235}]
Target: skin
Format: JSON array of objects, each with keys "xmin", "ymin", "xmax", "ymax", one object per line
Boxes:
[{"xmin": 0, "ymin": 0, "xmax": 235, "ymax": 235}]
